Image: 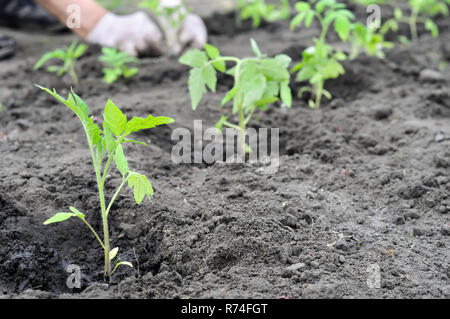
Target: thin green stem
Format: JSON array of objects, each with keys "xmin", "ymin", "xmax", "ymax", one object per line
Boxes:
[
  {"xmin": 314, "ymin": 80, "xmax": 324, "ymax": 108},
  {"xmin": 69, "ymin": 61, "xmax": 78, "ymax": 85},
  {"xmin": 409, "ymin": 8, "xmax": 419, "ymax": 41},
  {"xmin": 223, "ymin": 121, "xmax": 241, "ymax": 130},
  {"xmin": 78, "ymin": 216, "xmax": 105, "ymax": 250},
  {"xmin": 105, "ymin": 173, "xmax": 133, "ymax": 217}
]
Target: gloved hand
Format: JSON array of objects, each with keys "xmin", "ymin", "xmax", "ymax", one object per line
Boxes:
[
  {"xmin": 86, "ymin": 11, "xmax": 164, "ymax": 57},
  {"xmin": 155, "ymin": 0, "xmax": 207, "ymax": 56}
]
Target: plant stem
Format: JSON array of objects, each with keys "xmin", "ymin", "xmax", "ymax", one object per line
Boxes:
[
  {"xmin": 314, "ymin": 80, "xmax": 324, "ymax": 108},
  {"xmin": 238, "ymin": 103, "xmax": 246, "ymax": 155},
  {"xmin": 69, "ymin": 61, "xmax": 78, "ymax": 85},
  {"xmin": 410, "ymin": 8, "xmax": 419, "ymax": 41},
  {"xmin": 105, "ymin": 173, "xmax": 132, "ymax": 217},
  {"xmin": 79, "ymin": 217, "xmax": 105, "ymax": 250}
]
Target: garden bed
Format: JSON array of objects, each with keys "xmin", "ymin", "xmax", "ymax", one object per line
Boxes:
[{"xmin": 0, "ymin": 1, "xmax": 449, "ymax": 298}]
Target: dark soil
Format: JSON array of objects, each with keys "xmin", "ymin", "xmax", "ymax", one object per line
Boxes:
[{"xmin": 0, "ymin": 2, "xmax": 449, "ymax": 299}]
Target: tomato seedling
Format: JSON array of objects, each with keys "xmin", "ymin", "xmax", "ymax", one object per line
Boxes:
[
  {"xmin": 179, "ymin": 40, "xmax": 292, "ymax": 154},
  {"xmin": 139, "ymin": 0, "xmax": 188, "ymax": 29},
  {"xmin": 34, "ymin": 40, "xmax": 88, "ymax": 85},
  {"xmin": 99, "ymin": 47, "xmax": 139, "ymax": 84},
  {"xmin": 291, "ymin": 0, "xmax": 356, "ymax": 108},
  {"xmin": 350, "ymin": 22, "xmax": 394, "ymax": 59},
  {"xmin": 37, "ymin": 85, "xmax": 174, "ymax": 280},
  {"xmin": 381, "ymin": 0, "xmax": 449, "ymax": 41},
  {"xmin": 237, "ymin": 0, "xmax": 291, "ymax": 27}
]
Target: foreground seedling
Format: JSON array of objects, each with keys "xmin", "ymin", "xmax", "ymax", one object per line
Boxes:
[
  {"xmin": 180, "ymin": 40, "xmax": 292, "ymax": 154},
  {"xmin": 34, "ymin": 41, "xmax": 88, "ymax": 85},
  {"xmin": 237, "ymin": 0, "xmax": 291, "ymax": 27},
  {"xmin": 99, "ymin": 47, "xmax": 139, "ymax": 84},
  {"xmin": 37, "ymin": 85, "xmax": 174, "ymax": 280},
  {"xmin": 381, "ymin": 0, "xmax": 449, "ymax": 42}
]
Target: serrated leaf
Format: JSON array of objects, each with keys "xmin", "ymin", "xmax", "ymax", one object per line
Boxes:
[
  {"xmin": 114, "ymin": 144, "xmax": 129, "ymax": 177},
  {"xmin": 188, "ymin": 68, "xmax": 207, "ymax": 110},
  {"xmin": 179, "ymin": 49, "xmax": 208, "ymax": 67},
  {"xmin": 239, "ymin": 62, "xmax": 267, "ymax": 108},
  {"xmin": 202, "ymin": 64, "xmax": 217, "ymax": 92},
  {"xmin": 103, "ymin": 124, "xmax": 116, "ymax": 154},
  {"xmin": 103, "ymin": 99, "xmax": 127, "ymax": 137},
  {"xmin": 125, "ymin": 115, "xmax": 174, "ymax": 135},
  {"xmin": 128, "ymin": 174, "xmax": 154, "ymax": 204}
]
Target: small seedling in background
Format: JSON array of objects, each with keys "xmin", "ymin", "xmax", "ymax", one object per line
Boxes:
[
  {"xmin": 237, "ymin": 0, "xmax": 291, "ymax": 27},
  {"xmin": 99, "ymin": 47, "xmax": 139, "ymax": 84},
  {"xmin": 34, "ymin": 41, "xmax": 88, "ymax": 85},
  {"xmin": 350, "ymin": 22, "xmax": 394, "ymax": 59},
  {"xmin": 180, "ymin": 40, "xmax": 292, "ymax": 154},
  {"xmin": 381, "ymin": 0, "xmax": 449, "ymax": 41},
  {"xmin": 291, "ymin": 0, "xmax": 355, "ymax": 108},
  {"xmin": 139, "ymin": 0, "xmax": 189, "ymax": 29},
  {"xmin": 37, "ymin": 85, "xmax": 174, "ymax": 280}
]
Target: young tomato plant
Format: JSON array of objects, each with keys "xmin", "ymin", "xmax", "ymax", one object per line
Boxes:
[
  {"xmin": 34, "ymin": 40, "xmax": 88, "ymax": 85},
  {"xmin": 179, "ymin": 40, "xmax": 292, "ymax": 154},
  {"xmin": 291, "ymin": 0, "xmax": 355, "ymax": 108},
  {"xmin": 237, "ymin": 0, "xmax": 291, "ymax": 27},
  {"xmin": 37, "ymin": 85, "xmax": 174, "ymax": 280},
  {"xmin": 99, "ymin": 47, "xmax": 139, "ymax": 84},
  {"xmin": 381, "ymin": 0, "xmax": 449, "ymax": 41},
  {"xmin": 350, "ymin": 22, "xmax": 394, "ymax": 59},
  {"xmin": 139, "ymin": 0, "xmax": 188, "ymax": 29}
]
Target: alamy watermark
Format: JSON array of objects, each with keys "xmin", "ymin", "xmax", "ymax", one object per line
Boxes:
[
  {"xmin": 66, "ymin": 264, "xmax": 81, "ymax": 289},
  {"xmin": 366, "ymin": 263, "xmax": 381, "ymax": 289},
  {"xmin": 66, "ymin": 4, "xmax": 81, "ymax": 29}
]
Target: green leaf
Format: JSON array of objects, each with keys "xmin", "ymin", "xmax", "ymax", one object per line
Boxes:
[
  {"xmin": 202, "ymin": 64, "xmax": 217, "ymax": 92},
  {"xmin": 114, "ymin": 144, "xmax": 129, "ymax": 177},
  {"xmin": 335, "ymin": 15, "xmax": 351, "ymax": 42},
  {"xmin": 103, "ymin": 99, "xmax": 127, "ymax": 137},
  {"xmin": 221, "ymin": 86, "xmax": 238, "ymax": 106},
  {"xmin": 215, "ymin": 115, "xmax": 228, "ymax": 131},
  {"xmin": 69, "ymin": 207, "xmax": 85, "ymax": 217},
  {"xmin": 204, "ymin": 43, "xmax": 220, "ymax": 59},
  {"xmin": 250, "ymin": 39, "xmax": 263, "ymax": 57},
  {"xmin": 125, "ymin": 115, "xmax": 174, "ymax": 135},
  {"xmin": 188, "ymin": 68, "xmax": 207, "ymax": 110},
  {"xmin": 109, "ymin": 247, "xmax": 119, "ymax": 261},
  {"xmin": 425, "ymin": 19, "xmax": 439, "ymax": 38},
  {"xmin": 260, "ymin": 59, "xmax": 290, "ymax": 81},
  {"xmin": 44, "ymin": 212, "xmax": 76, "ymax": 225},
  {"xmin": 34, "ymin": 49, "xmax": 65, "ymax": 70},
  {"xmin": 73, "ymin": 43, "xmax": 88, "ymax": 58},
  {"xmin": 179, "ymin": 49, "xmax": 208, "ymax": 67},
  {"xmin": 116, "ymin": 261, "xmax": 133, "ymax": 268},
  {"xmin": 128, "ymin": 173, "xmax": 154, "ymax": 204},
  {"xmin": 239, "ymin": 62, "xmax": 267, "ymax": 108},
  {"xmin": 280, "ymin": 81, "xmax": 292, "ymax": 107}
]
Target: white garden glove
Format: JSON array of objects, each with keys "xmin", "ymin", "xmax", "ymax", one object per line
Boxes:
[
  {"xmin": 155, "ymin": 0, "xmax": 207, "ymax": 56},
  {"xmin": 86, "ymin": 12, "xmax": 164, "ymax": 57}
]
